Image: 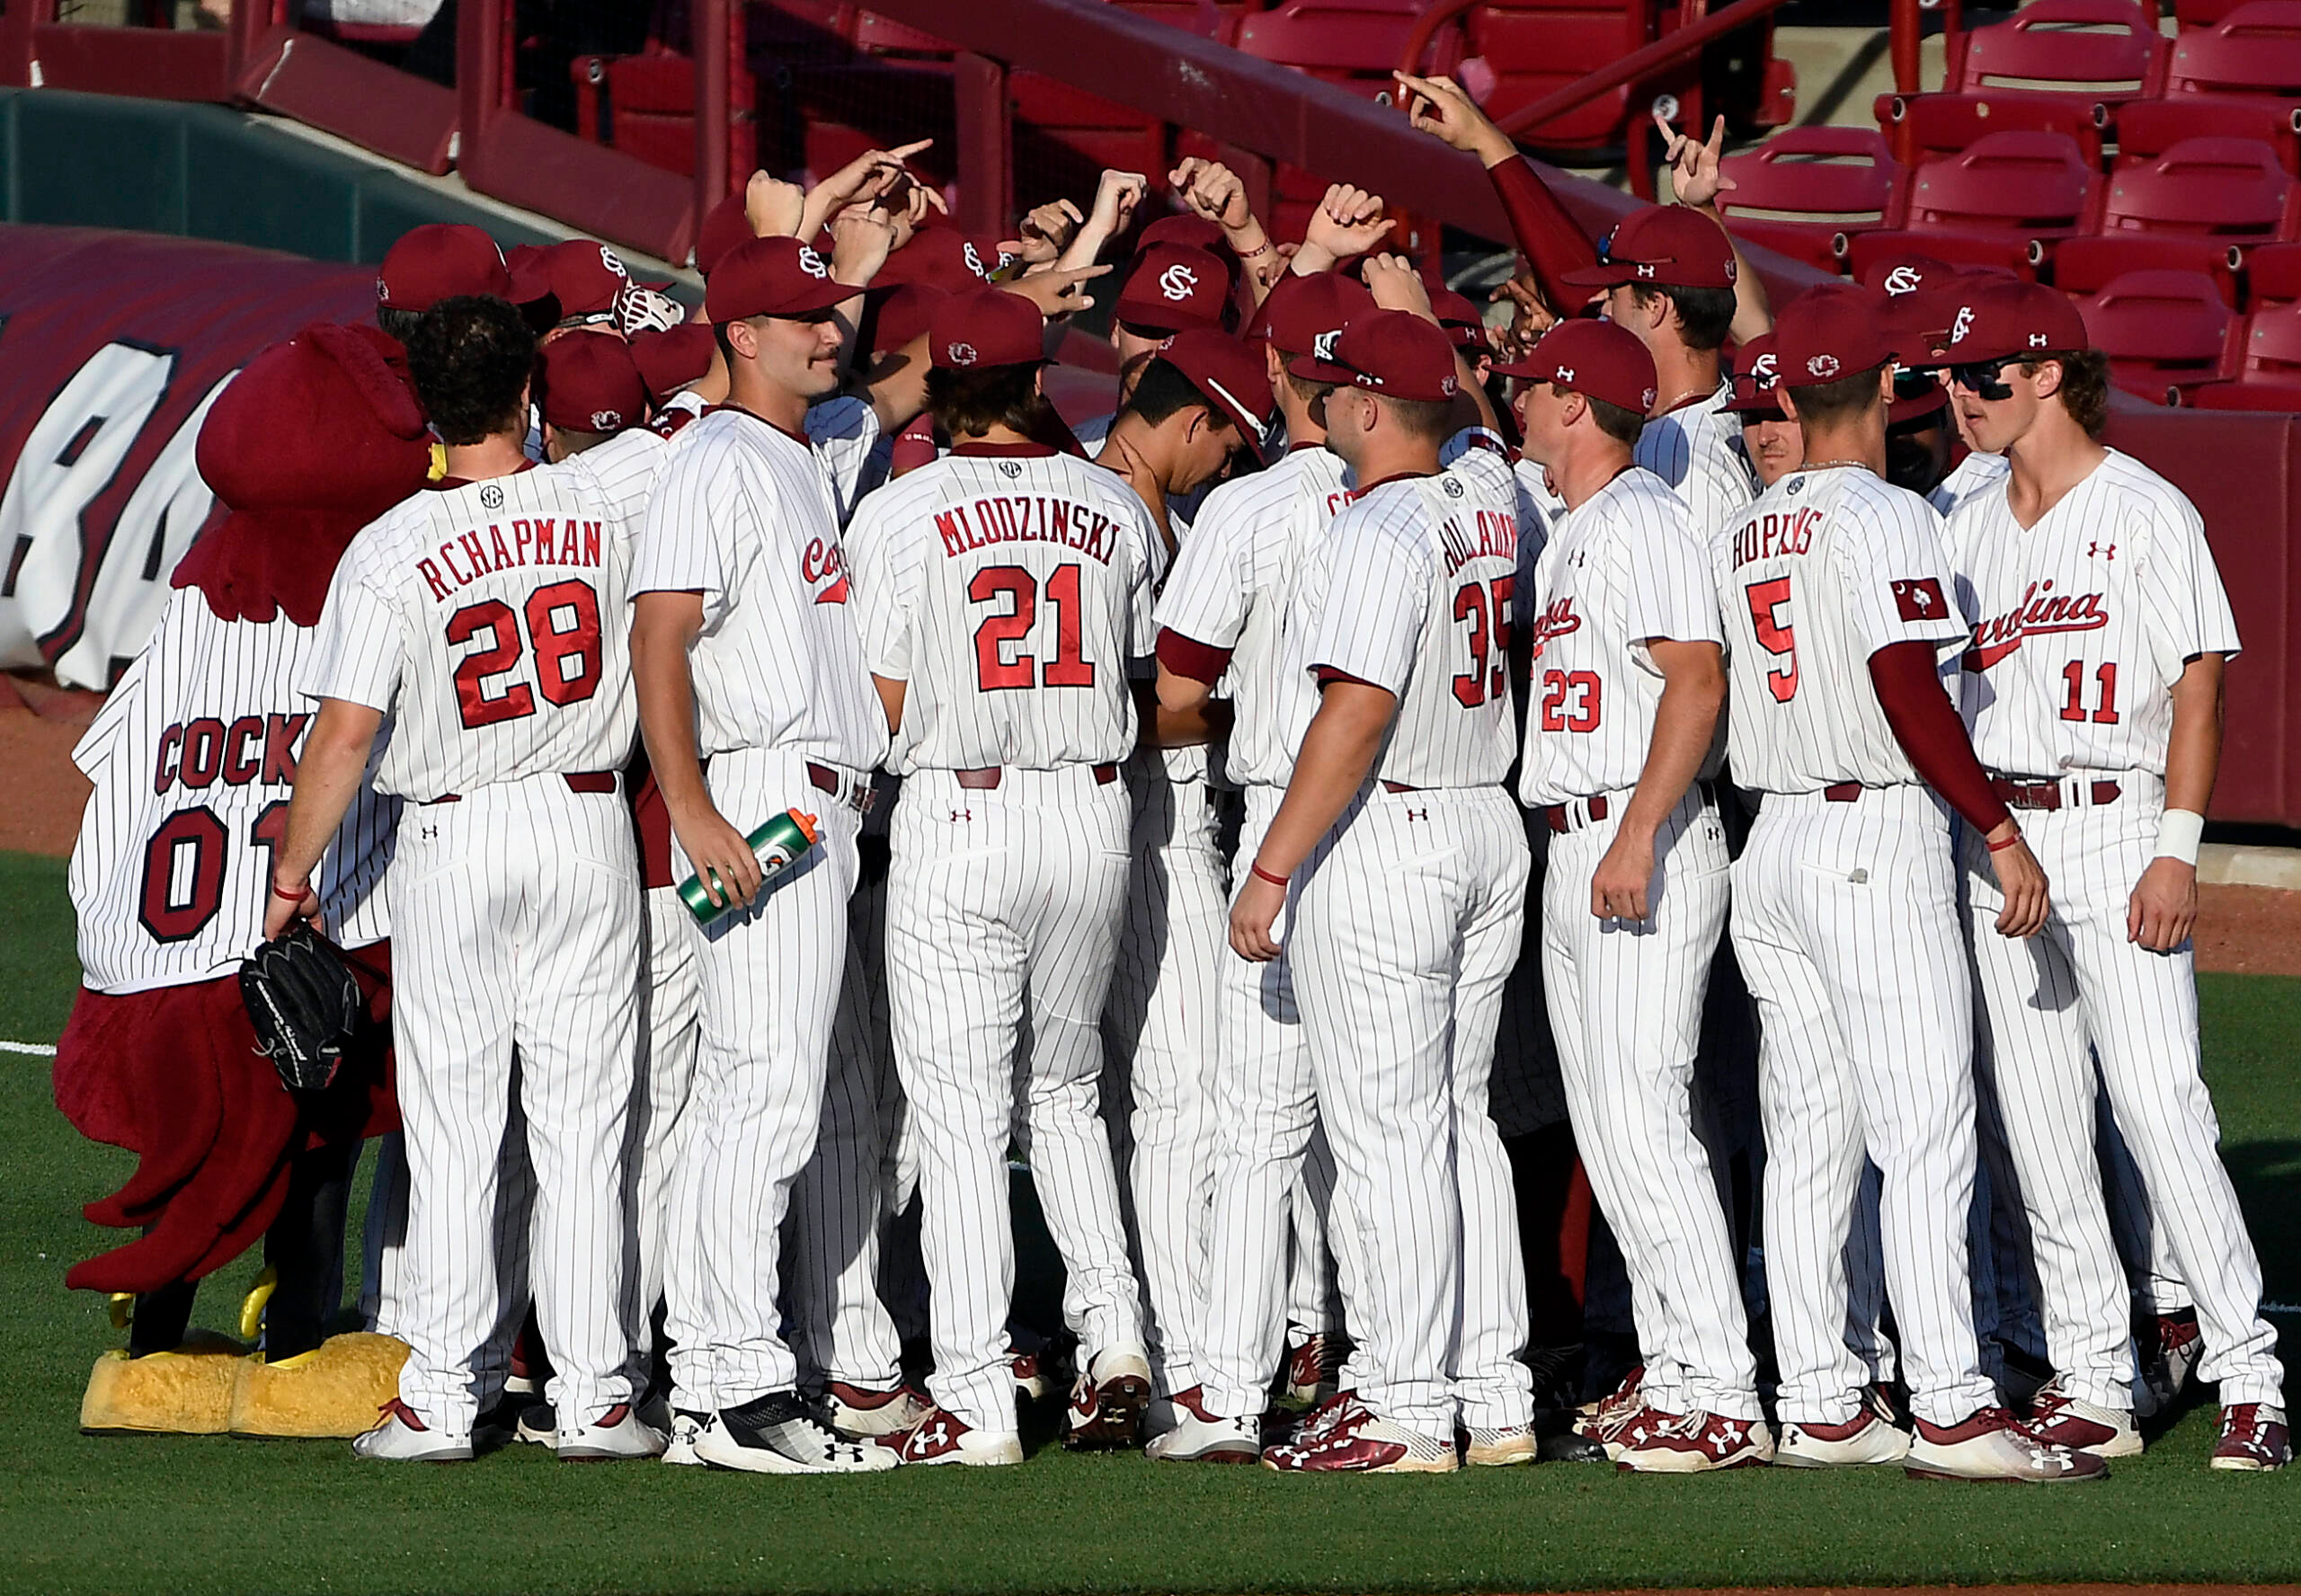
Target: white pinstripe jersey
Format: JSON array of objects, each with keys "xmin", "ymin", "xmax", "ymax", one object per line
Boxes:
[
  {"xmin": 1713, "ymin": 465, "xmax": 1968, "ymax": 794},
  {"xmin": 1287, "ymin": 449, "xmax": 1523, "ymax": 790},
  {"xmin": 1519, "ymin": 466, "xmax": 1722, "ymax": 806},
  {"xmin": 848, "ymin": 442, "xmax": 1157, "ymax": 772},
  {"xmin": 1929, "ymin": 448, "xmax": 2009, "ymax": 519},
  {"xmin": 1153, "ymin": 444, "xmax": 1351, "ymax": 790},
  {"xmin": 1946, "ymin": 448, "xmax": 2238, "ymax": 779},
  {"xmin": 629, "ymin": 405, "xmax": 890, "ymax": 769},
  {"xmin": 71, "ymin": 590, "xmax": 395, "ymax": 992},
  {"xmin": 1639, "ymin": 379, "xmax": 1756, "ymax": 543},
  {"xmin": 806, "ymin": 395, "xmax": 884, "ymax": 527},
  {"xmin": 306, "ymin": 452, "xmax": 653, "ymax": 801}
]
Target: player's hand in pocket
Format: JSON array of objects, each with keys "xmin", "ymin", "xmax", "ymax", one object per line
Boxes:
[
  {"xmin": 2128, "ymin": 856, "xmax": 2198, "ymax": 953},
  {"xmin": 1984, "ymin": 822, "xmax": 2050, "ymax": 937},
  {"xmin": 675, "ymin": 802, "xmax": 764, "ymax": 909},
  {"xmin": 1230, "ymin": 869, "xmax": 1288, "ymax": 962},
  {"xmin": 1589, "ymin": 829, "xmax": 1655, "ymax": 922}
]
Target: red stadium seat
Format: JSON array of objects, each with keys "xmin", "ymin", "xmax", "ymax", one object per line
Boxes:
[
  {"xmin": 1845, "ymin": 226, "xmax": 2041, "ymax": 281},
  {"xmin": 1945, "ymin": 0, "xmax": 2168, "ymax": 102},
  {"xmin": 2074, "ymin": 269, "xmax": 2243, "ymax": 395},
  {"xmin": 2175, "ymin": 0, "xmax": 2255, "ymax": 25},
  {"xmin": 1874, "ymin": 91, "xmax": 2108, "ymax": 170},
  {"xmin": 2185, "ymin": 298, "xmax": 2301, "ymax": 403},
  {"xmin": 2092, "ymin": 137, "xmax": 2301, "ymax": 241},
  {"xmin": 2053, "ymin": 235, "xmax": 2243, "ymax": 305},
  {"xmin": 1900, "ymin": 130, "xmax": 2099, "ymax": 249},
  {"xmin": 2244, "ymin": 239, "xmax": 2301, "ymax": 302},
  {"xmin": 2163, "ymin": 0, "xmax": 2301, "ymax": 97},
  {"xmin": 1718, "ymin": 127, "xmax": 1907, "ymax": 255},
  {"xmin": 1466, "ymin": 0, "xmax": 1688, "ymax": 153},
  {"xmin": 2116, "ymin": 95, "xmax": 2301, "ymax": 177},
  {"xmin": 1723, "ymin": 219, "xmax": 1848, "ymax": 274},
  {"xmin": 1235, "ymin": 0, "xmax": 1453, "ymax": 95}
]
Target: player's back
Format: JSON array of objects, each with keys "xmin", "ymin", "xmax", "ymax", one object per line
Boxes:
[
  {"xmin": 321, "ymin": 457, "xmax": 644, "ymax": 801},
  {"xmin": 1715, "ymin": 464, "xmax": 1956, "ymax": 794},
  {"xmin": 1639, "ymin": 383, "xmax": 1756, "ymax": 541},
  {"xmin": 850, "ymin": 445, "xmax": 1155, "ymax": 773}
]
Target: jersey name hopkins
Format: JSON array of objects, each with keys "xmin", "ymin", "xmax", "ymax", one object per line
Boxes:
[
  {"xmin": 934, "ymin": 495, "xmax": 1127, "ymax": 564},
  {"xmin": 418, "ymin": 517, "xmax": 607, "ymax": 602},
  {"xmin": 1729, "ymin": 503, "xmax": 1824, "ymax": 568},
  {"xmin": 1964, "ymin": 579, "xmax": 2110, "ymax": 670}
]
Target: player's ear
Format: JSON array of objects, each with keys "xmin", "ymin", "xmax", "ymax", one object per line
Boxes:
[
  {"xmin": 1876, "ymin": 364, "xmax": 1897, "ymax": 404},
  {"xmin": 2030, "ymin": 357, "xmax": 2065, "ymax": 401},
  {"xmin": 1031, "ymin": 366, "xmax": 1047, "ymax": 399},
  {"xmin": 1777, "ymin": 384, "xmax": 1802, "ymax": 424}
]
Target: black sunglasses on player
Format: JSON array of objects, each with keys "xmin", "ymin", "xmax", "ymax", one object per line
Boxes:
[{"xmin": 1947, "ymin": 356, "xmax": 2018, "ymax": 401}]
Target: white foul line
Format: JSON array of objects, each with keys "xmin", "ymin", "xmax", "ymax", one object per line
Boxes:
[{"xmin": 2, "ymin": 1040, "xmax": 56, "ymax": 1056}]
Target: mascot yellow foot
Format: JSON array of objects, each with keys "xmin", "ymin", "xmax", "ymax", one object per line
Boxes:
[
  {"xmin": 229, "ymin": 1334, "xmax": 411, "ymax": 1438},
  {"xmin": 80, "ymin": 1329, "xmax": 250, "ymax": 1435}
]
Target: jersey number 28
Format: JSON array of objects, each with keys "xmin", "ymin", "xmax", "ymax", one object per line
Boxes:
[{"xmin": 446, "ymin": 581, "xmax": 604, "ymax": 730}]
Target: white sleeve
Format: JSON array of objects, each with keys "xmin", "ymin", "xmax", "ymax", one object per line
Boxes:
[
  {"xmin": 848, "ymin": 493, "xmax": 918, "ymax": 682},
  {"xmin": 1305, "ymin": 516, "xmax": 1428, "ymax": 696},
  {"xmin": 1154, "ymin": 485, "xmax": 1254, "ymax": 656},
  {"xmin": 631, "ymin": 445, "xmax": 743, "ymax": 614},
  {"xmin": 2138, "ymin": 496, "xmax": 2242, "ymax": 675},
  {"xmin": 1840, "ymin": 489, "xmax": 1969, "ymax": 658},
  {"xmin": 300, "ymin": 543, "xmax": 404, "ymax": 711},
  {"xmin": 1618, "ymin": 501, "xmax": 1723, "ymax": 651}
]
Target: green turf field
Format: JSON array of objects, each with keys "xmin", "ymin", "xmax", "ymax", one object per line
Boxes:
[{"xmin": 2, "ymin": 847, "xmax": 2297, "ymax": 1595}]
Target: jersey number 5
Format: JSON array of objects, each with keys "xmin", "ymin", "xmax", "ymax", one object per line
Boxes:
[
  {"xmin": 1743, "ymin": 576, "xmax": 1799, "ymax": 703},
  {"xmin": 970, "ymin": 563, "xmax": 1097, "ymax": 691},
  {"xmin": 446, "ymin": 580, "xmax": 604, "ymax": 730},
  {"xmin": 1451, "ymin": 576, "xmax": 1515, "ymax": 707}
]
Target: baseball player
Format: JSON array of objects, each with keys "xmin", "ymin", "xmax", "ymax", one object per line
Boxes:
[
  {"xmin": 263, "ymin": 295, "xmax": 658, "ymax": 1463},
  {"xmin": 1146, "ymin": 270, "xmax": 1374, "ymax": 1462},
  {"xmin": 1941, "ymin": 279, "xmax": 2288, "ymax": 1471},
  {"xmin": 1230, "ymin": 310, "xmax": 1530, "ymax": 1475},
  {"xmin": 1504, "ymin": 317, "xmax": 1767, "ymax": 1471},
  {"xmin": 1070, "ymin": 242, "xmax": 1235, "ymax": 451},
  {"xmin": 1710, "ymin": 286, "xmax": 2097, "ymax": 1484},
  {"xmin": 627, "ymin": 236, "xmax": 897, "ymax": 1476},
  {"xmin": 1727, "ymin": 334, "xmax": 1802, "ymax": 489},
  {"xmin": 846, "ymin": 285, "xmax": 1159, "ymax": 1466}
]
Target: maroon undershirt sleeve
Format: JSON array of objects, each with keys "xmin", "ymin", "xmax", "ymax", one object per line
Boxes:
[
  {"xmin": 1868, "ymin": 639, "xmax": 2012, "ymax": 836},
  {"xmin": 1155, "ymin": 628, "xmax": 1232, "ymax": 685},
  {"xmin": 1486, "ymin": 156, "xmax": 1604, "ymax": 320}
]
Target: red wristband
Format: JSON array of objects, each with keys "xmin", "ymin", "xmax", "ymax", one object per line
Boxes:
[
  {"xmin": 271, "ymin": 878, "xmax": 309, "ymax": 900},
  {"xmin": 1249, "ymin": 862, "xmax": 1289, "ymax": 888},
  {"xmin": 1986, "ymin": 831, "xmax": 2022, "ymax": 853}
]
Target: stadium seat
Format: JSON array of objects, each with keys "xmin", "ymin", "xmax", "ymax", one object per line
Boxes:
[
  {"xmin": 2074, "ymin": 269, "xmax": 2243, "ymax": 395},
  {"xmin": 2053, "ymin": 235, "xmax": 2243, "ymax": 306},
  {"xmin": 2163, "ymin": 0, "xmax": 2301, "ymax": 98},
  {"xmin": 1943, "ymin": 0, "xmax": 2168, "ymax": 102},
  {"xmin": 1844, "ymin": 226, "xmax": 2041, "ymax": 281},
  {"xmin": 1235, "ymin": 0, "xmax": 1457, "ymax": 97},
  {"xmin": 1874, "ymin": 91, "xmax": 2108, "ymax": 170},
  {"xmin": 2185, "ymin": 299, "xmax": 2301, "ymax": 403},
  {"xmin": 2116, "ymin": 96, "xmax": 2301, "ymax": 177},
  {"xmin": 2092, "ymin": 137, "xmax": 2301, "ymax": 241},
  {"xmin": 1723, "ymin": 220, "xmax": 1848, "ymax": 274},
  {"xmin": 1718, "ymin": 127, "xmax": 1906, "ymax": 256},
  {"xmin": 1465, "ymin": 0, "xmax": 1690, "ymax": 153},
  {"xmin": 2174, "ymin": 0, "xmax": 2255, "ymax": 26},
  {"xmin": 2244, "ymin": 239, "xmax": 2301, "ymax": 302},
  {"xmin": 1896, "ymin": 130, "xmax": 2099, "ymax": 256}
]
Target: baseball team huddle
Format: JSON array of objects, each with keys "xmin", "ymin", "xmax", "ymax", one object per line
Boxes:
[{"xmin": 60, "ymin": 68, "xmax": 2290, "ymax": 1484}]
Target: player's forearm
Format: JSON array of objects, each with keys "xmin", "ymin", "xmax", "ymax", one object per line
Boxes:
[
  {"xmin": 1696, "ymin": 203, "xmax": 1772, "ymax": 343},
  {"xmin": 274, "ymin": 698, "xmax": 383, "ymax": 890},
  {"xmin": 1155, "ymin": 660, "xmax": 1215, "ymax": 718},
  {"xmin": 1252, "ymin": 682, "xmax": 1395, "ymax": 878},
  {"xmin": 630, "ymin": 604, "xmax": 712, "ymax": 815},
  {"xmin": 1453, "ymin": 350, "xmax": 1499, "ymax": 435},
  {"xmin": 2163, "ymin": 654, "xmax": 2225, "ymax": 818},
  {"xmin": 865, "ymin": 332, "xmax": 933, "ymax": 433},
  {"xmin": 1485, "ymin": 156, "xmax": 1599, "ymax": 323},
  {"xmin": 1152, "ymin": 695, "xmax": 1232, "ymax": 749},
  {"xmin": 1869, "ymin": 639, "xmax": 2012, "ymax": 836},
  {"xmin": 1619, "ymin": 646, "xmax": 1724, "ymax": 838}
]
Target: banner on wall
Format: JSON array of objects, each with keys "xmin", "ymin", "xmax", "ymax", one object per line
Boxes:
[{"xmin": 0, "ymin": 226, "xmax": 378, "ymax": 690}]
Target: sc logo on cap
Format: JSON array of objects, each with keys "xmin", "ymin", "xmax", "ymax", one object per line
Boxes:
[
  {"xmin": 963, "ymin": 242, "xmax": 990, "ymax": 280},
  {"xmin": 591, "ymin": 409, "xmax": 623, "ymax": 430},
  {"xmin": 946, "ymin": 341, "xmax": 979, "ymax": 367},
  {"xmin": 600, "ymin": 245, "xmax": 630, "ymax": 279},
  {"xmin": 1159, "ymin": 263, "xmax": 1200, "ymax": 301},
  {"xmin": 1950, "ymin": 305, "xmax": 1976, "ymax": 344},
  {"xmin": 1312, "ymin": 329, "xmax": 1341, "ymax": 361},
  {"xmin": 1807, "ymin": 354, "xmax": 1841, "ymax": 378},
  {"xmin": 1884, "ymin": 265, "xmax": 1923, "ymax": 296},
  {"xmin": 797, "ymin": 246, "xmax": 831, "ymax": 280}
]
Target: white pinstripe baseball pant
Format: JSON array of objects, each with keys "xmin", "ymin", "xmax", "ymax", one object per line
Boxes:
[
  {"xmin": 1542, "ymin": 788, "xmax": 1758, "ymax": 1420},
  {"xmin": 887, "ymin": 765, "xmax": 1145, "ymax": 1433},
  {"xmin": 1101, "ymin": 762, "xmax": 1230, "ymax": 1401},
  {"xmin": 1733, "ymin": 784, "xmax": 1996, "ymax": 1430},
  {"xmin": 387, "ymin": 774, "xmax": 641, "ymax": 1431},
  {"xmin": 671, "ymin": 746, "xmax": 863, "ymax": 1411},
  {"xmin": 1289, "ymin": 784, "xmax": 1532, "ymax": 1440},
  {"xmin": 632, "ymin": 883, "xmax": 704, "ymax": 1398},
  {"xmin": 1199, "ymin": 785, "xmax": 1362, "ymax": 1422},
  {"xmin": 1963, "ymin": 786, "xmax": 2283, "ymax": 1411}
]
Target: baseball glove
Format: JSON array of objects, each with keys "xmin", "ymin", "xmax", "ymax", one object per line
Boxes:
[{"xmin": 239, "ymin": 924, "xmax": 364, "ymax": 1093}]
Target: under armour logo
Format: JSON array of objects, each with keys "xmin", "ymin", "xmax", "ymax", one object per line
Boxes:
[
  {"xmin": 1808, "ymin": 354, "xmax": 1841, "ymax": 378},
  {"xmin": 374, "ymin": 273, "xmax": 388, "ymax": 301},
  {"xmin": 480, "ymin": 483, "xmax": 505, "ymax": 510},
  {"xmin": 1158, "ymin": 263, "xmax": 1200, "ymax": 301},
  {"xmin": 946, "ymin": 341, "xmax": 979, "ymax": 367},
  {"xmin": 421, "ymin": 825, "xmax": 438, "ymax": 839},
  {"xmin": 1441, "ymin": 374, "xmax": 1458, "ymax": 396},
  {"xmin": 1642, "ymin": 386, "xmax": 1656, "ymax": 407},
  {"xmin": 796, "ymin": 245, "xmax": 831, "ymax": 279},
  {"xmin": 591, "ymin": 409, "xmax": 622, "ymax": 430},
  {"xmin": 1555, "ymin": 365, "xmax": 1575, "ymax": 383},
  {"xmin": 600, "ymin": 244, "xmax": 628, "ymax": 278},
  {"xmin": 2030, "ymin": 332, "xmax": 2050, "ymax": 348},
  {"xmin": 920, "ymin": 1420, "xmax": 950, "ymax": 1450},
  {"xmin": 1950, "ymin": 305, "xmax": 1977, "ymax": 345},
  {"xmin": 949, "ymin": 808, "xmax": 972, "ymax": 822},
  {"xmin": 1312, "ymin": 329, "xmax": 1341, "ymax": 361},
  {"xmin": 1406, "ymin": 806, "xmax": 1428, "ymax": 821},
  {"xmin": 1724, "ymin": 258, "xmax": 1738, "ymax": 284},
  {"xmin": 1883, "ymin": 264, "xmax": 1923, "ymax": 296},
  {"xmin": 2088, "ymin": 541, "xmax": 2116, "ymax": 560},
  {"xmin": 1635, "ymin": 263, "xmax": 1657, "ymax": 279}
]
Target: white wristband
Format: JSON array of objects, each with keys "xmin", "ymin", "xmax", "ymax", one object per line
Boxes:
[{"xmin": 2154, "ymin": 807, "xmax": 2205, "ymax": 866}]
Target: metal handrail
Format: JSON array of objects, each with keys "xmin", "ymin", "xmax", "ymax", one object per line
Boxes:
[{"xmin": 1491, "ymin": 0, "xmax": 1790, "ymax": 138}]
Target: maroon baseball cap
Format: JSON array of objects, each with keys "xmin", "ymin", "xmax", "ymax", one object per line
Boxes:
[
  {"xmin": 1861, "ymin": 250, "xmax": 1957, "ymax": 300},
  {"xmin": 1159, "ymin": 330, "xmax": 1279, "ymax": 461},
  {"xmin": 1115, "ymin": 244, "xmax": 1231, "ymax": 334},
  {"xmin": 1428, "ymin": 282, "xmax": 1489, "ymax": 353},
  {"xmin": 930, "ymin": 288, "xmax": 1049, "ymax": 371},
  {"xmin": 537, "ymin": 334, "xmax": 649, "ymax": 434},
  {"xmin": 1246, "ymin": 270, "xmax": 1374, "ymax": 357},
  {"xmin": 1559, "ymin": 205, "xmax": 1739, "ymax": 292},
  {"xmin": 706, "ymin": 237, "xmax": 862, "ymax": 323},
  {"xmin": 520, "ymin": 239, "xmax": 660, "ymax": 322},
  {"xmin": 874, "ymin": 226, "xmax": 1012, "ymax": 292},
  {"xmin": 695, "ymin": 191, "xmax": 756, "ymax": 279},
  {"xmin": 1140, "ymin": 214, "xmax": 1230, "ymax": 256},
  {"xmin": 1940, "ymin": 278, "xmax": 2092, "ymax": 365},
  {"xmin": 1723, "ymin": 332, "xmax": 1786, "ymax": 416},
  {"xmin": 1289, "ymin": 308, "xmax": 1461, "ymax": 404},
  {"xmin": 872, "ymin": 282, "xmax": 951, "ymax": 359},
  {"xmin": 1495, "ymin": 318, "xmax": 1657, "ymax": 415},
  {"xmin": 378, "ymin": 224, "xmax": 513, "ymax": 312},
  {"xmin": 629, "ymin": 323, "xmax": 717, "ymax": 404},
  {"xmin": 1772, "ymin": 284, "xmax": 1894, "ymax": 386}
]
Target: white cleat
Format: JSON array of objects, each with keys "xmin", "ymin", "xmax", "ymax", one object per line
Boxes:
[
  {"xmin": 1145, "ymin": 1388, "xmax": 1260, "ymax": 1462},
  {"xmin": 351, "ymin": 1400, "xmax": 473, "ymax": 1462},
  {"xmin": 662, "ymin": 1409, "xmax": 708, "ymax": 1467},
  {"xmin": 898, "ymin": 1407, "xmax": 1026, "ymax": 1467},
  {"xmin": 824, "ymin": 1382, "xmax": 932, "ymax": 1441},
  {"xmin": 2024, "ymin": 1378, "xmax": 2141, "ymax": 1459},
  {"xmin": 1462, "ymin": 1424, "xmax": 1539, "ymax": 1467},
  {"xmin": 558, "ymin": 1401, "xmax": 668, "ymax": 1461},
  {"xmin": 1779, "ymin": 1393, "xmax": 1912, "ymax": 1468},
  {"xmin": 1906, "ymin": 1407, "xmax": 2107, "ymax": 1483},
  {"xmin": 695, "ymin": 1391, "xmax": 898, "ymax": 1474}
]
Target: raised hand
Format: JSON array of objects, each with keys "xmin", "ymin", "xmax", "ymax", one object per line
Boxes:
[
  {"xmin": 1392, "ymin": 71, "xmax": 1515, "ymax": 166},
  {"xmin": 1657, "ymin": 112, "xmax": 1737, "ymax": 211}
]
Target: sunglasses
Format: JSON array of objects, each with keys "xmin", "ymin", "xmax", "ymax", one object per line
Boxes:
[
  {"xmin": 1948, "ymin": 357, "xmax": 2018, "ymax": 402},
  {"xmin": 1891, "ymin": 367, "xmax": 1940, "ymax": 401}
]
